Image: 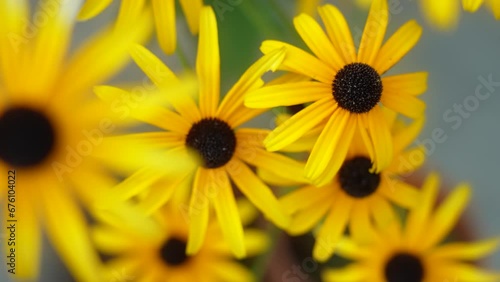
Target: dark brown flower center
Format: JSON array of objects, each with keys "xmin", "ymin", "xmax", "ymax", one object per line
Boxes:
[
  {"xmin": 185, "ymin": 118, "xmax": 236, "ymax": 168},
  {"xmin": 159, "ymin": 237, "xmax": 189, "ymax": 266},
  {"xmin": 332, "ymin": 63, "xmax": 382, "ymax": 113},
  {"xmin": 0, "ymin": 107, "xmax": 56, "ymax": 167},
  {"xmin": 338, "ymin": 156, "xmax": 380, "ymax": 198},
  {"xmin": 385, "ymin": 253, "xmax": 425, "ymax": 282}
]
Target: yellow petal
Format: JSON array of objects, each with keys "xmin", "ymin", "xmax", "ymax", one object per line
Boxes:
[
  {"xmin": 305, "ymin": 108, "xmax": 351, "ymax": 186},
  {"xmin": 374, "ymin": 20, "xmax": 422, "ymax": 74},
  {"xmin": 424, "ymin": 183, "xmax": 471, "ymax": 249},
  {"xmin": 463, "ymin": 0, "xmax": 484, "ymax": 12},
  {"xmin": 313, "ymin": 194, "xmax": 353, "ymax": 262},
  {"xmin": 322, "ymin": 264, "xmax": 369, "ymax": 282},
  {"xmin": 430, "ymin": 237, "xmax": 500, "ymax": 260},
  {"xmin": 487, "ymin": 0, "xmax": 500, "ymax": 19},
  {"xmin": 261, "ymin": 40, "xmax": 335, "ymax": 84},
  {"xmin": 197, "ymin": 6, "xmax": 220, "ymax": 117},
  {"xmin": 78, "ymin": 0, "xmax": 113, "ymax": 20},
  {"xmin": 392, "ymin": 117, "xmax": 425, "ymax": 154},
  {"xmin": 211, "ymin": 169, "xmax": 246, "ymax": 258},
  {"xmin": 294, "ymin": 13, "xmax": 345, "ymax": 70},
  {"xmin": 236, "ymin": 147, "xmax": 307, "ymax": 183},
  {"xmin": 367, "ymin": 106, "xmax": 393, "ymax": 172},
  {"xmin": 264, "ymin": 97, "xmax": 335, "ymax": 151},
  {"xmin": 357, "ymin": 0, "xmax": 389, "ymax": 64},
  {"xmin": 380, "ymin": 178, "xmax": 421, "ymax": 208},
  {"xmin": 279, "ymin": 185, "xmax": 334, "ymax": 214},
  {"xmin": 288, "ymin": 200, "xmax": 331, "ymax": 235},
  {"xmin": 227, "ymin": 158, "xmax": 290, "ymax": 229},
  {"xmin": 438, "ymin": 262, "xmax": 500, "ymax": 282},
  {"xmin": 187, "ymin": 168, "xmax": 210, "ymax": 255},
  {"xmin": 245, "ymin": 81, "xmax": 330, "ymax": 108},
  {"xmin": 381, "ymin": 90, "xmax": 426, "ymax": 119},
  {"xmin": 179, "ymin": 0, "xmax": 203, "ymax": 34},
  {"xmin": 383, "ymin": 72, "xmax": 428, "ymax": 96},
  {"xmin": 318, "ymin": 4, "xmax": 357, "ymax": 64}
]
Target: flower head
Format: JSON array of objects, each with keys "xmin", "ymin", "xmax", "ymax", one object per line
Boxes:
[
  {"xmin": 323, "ymin": 174, "xmax": 500, "ymax": 282},
  {"xmin": 245, "ymin": 0, "xmax": 426, "ymax": 186}
]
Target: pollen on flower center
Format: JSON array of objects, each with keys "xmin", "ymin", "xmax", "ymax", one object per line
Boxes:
[
  {"xmin": 332, "ymin": 63, "xmax": 382, "ymax": 113},
  {"xmin": 0, "ymin": 107, "xmax": 56, "ymax": 167},
  {"xmin": 338, "ymin": 156, "xmax": 380, "ymax": 198},
  {"xmin": 185, "ymin": 118, "xmax": 236, "ymax": 168},
  {"xmin": 159, "ymin": 237, "xmax": 189, "ymax": 266},
  {"xmin": 385, "ymin": 253, "xmax": 425, "ymax": 282}
]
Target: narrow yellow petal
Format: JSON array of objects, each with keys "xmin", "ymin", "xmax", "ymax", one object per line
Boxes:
[
  {"xmin": 313, "ymin": 195, "xmax": 353, "ymax": 262},
  {"xmin": 439, "ymin": 262, "xmax": 500, "ymax": 281},
  {"xmin": 463, "ymin": 0, "xmax": 484, "ymax": 12},
  {"xmin": 279, "ymin": 185, "xmax": 334, "ymax": 214},
  {"xmin": 405, "ymin": 173, "xmax": 439, "ymax": 248},
  {"xmin": 92, "ymin": 226, "xmax": 137, "ymax": 254},
  {"xmin": 424, "ymin": 184, "xmax": 471, "ymax": 249},
  {"xmin": 383, "ymin": 72, "xmax": 428, "ymax": 96},
  {"xmin": 179, "ymin": 0, "xmax": 203, "ymax": 34},
  {"xmin": 245, "ymin": 81, "xmax": 330, "ymax": 108},
  {"xmin": 211, "ymin": 261, "xmax": 254, "ymax": 282},
  {"xmin": 487, "ymin": 0, "xmax": 500, "ymax": 19},
  {"xmin": 381, "ymin": 91, "xmax": 426, "ymax": 119},
  {"xmin": 380, "ymin": 178, "xmax": 421, "ymax": 208},
  {"xmin": 297, "ymin": 0, "xmax": 322, "ymax": 15},
  {"xmin": 227, "ymin": 158, "xmax": 290, "ymax": 229},
  {"xmin": 305, "ymin": 108, "xmax": 351, "ymax": 186},
  {"xmin": 197, "ymin": 6, "xmax": 220, "ymax": 117},
  {"xmin": 236, "ymin": 146, "xmax": 307, "ymax": 183},
  {"xmin": 243, "ymin": 229, "xmax": 269, "ymax": 256},
  {"xmin": 78, "ymin": 0, "xmax": 113, "ymax": 20},
  {"xmin": 187, "ymin": 168, "xmax": 210, "ymax": 255},
  {"xmin": 115, "ymin": 0, "xmax": 147, "ymax": 31},
  {"xmin": 350, "ymin": 202, "xmax": 377, "ymax": 243},
  {"xmin": 318, "ymin": 4, "xmax": 357, "ymax": 64},
  {"xmin": 322, "ymin": 264, "xmax": 369, "ymax": 282},
  {"xmin": 430, "ymin": 237, "xmax": 500, "ymax": 260},
  {"xmin": 374, "ymin": 20, "xmax": 422, "ymax": 74},
  {"xmin": 357, "ymin": 0, "xmax": 389, "ymax": 64},
  {"xmin": 264, "ymin": 97, "xmax": 335, "ymax": 151},
  {"xmin": 288, "ymin": 201, "xmax": 331, "ymax": 235},
  {"xmin": 294, "ymin": 13, "xmax": 345, "ymax": 70},
  {"xmin": 151, "ymin": 0, "xmax": 175, "ymax": 54},
  {"xmin": 136, "ymin": 176, "xmax": 185, "ymax": 215},
  {"xmin": 129, "ymin": 44, "xmax": 177, "ymax": 85},
  {"xmin": 261, "ymin": 40, "xmax": 335, "ymax": 84},
  {"xmin": 42, "ymin": 184, "xmax": 102, "ymax": 282},
  {"xmin": 368, "ymin": 107, "xmax": 393, "ymax": 172},
  {"xmin": 211, "ymin": 169, "xmax": 246, "ymax": 258},
  {"xmin": 392, "ymin": 117, "xmax": 425, "ymax": 154}
]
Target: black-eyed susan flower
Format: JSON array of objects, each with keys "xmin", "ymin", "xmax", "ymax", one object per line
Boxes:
[
  {"xmin": 0, "ymin": 1, "xmax": 151, "ymax": 280},
  {"xmin": 93, "ymin": 199, "xmax": 267, "ymax": 282},
  {"xmin": 322, "ymin": 173, "xmax": 500, "ymax": 282},
  {"xmin": 273, "ymin": 115, "xmax": 426, "ymax": 262},
  {"xmin": 95, "ymin": 6, "xmax": 303, "ymax": 259},
  {"xmin": 245, "ymin": 0, "xmax": 426, "ymax": 186},
  {"xmin": 356, "ymin": 0, "xmax": 500, "ymax": 30},
  {"xmin": 79, "ymin": 0, "xmax": 203, "ymax": 54}
]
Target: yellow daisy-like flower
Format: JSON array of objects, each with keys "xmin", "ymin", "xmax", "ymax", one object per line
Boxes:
[
  {"xmin": 0, "ymin": 1, "xmax": 150, "ymax": 280},
  {"xmin": 245, "ymin": 0, "xmax": 426, "ymax": 186},
  {"xmin": 274, "ymin": 115, "xmax": 426, "ymax": 262},
  {"xmin": 93, "ymin": 200, "xmax": 266, "ymax": 282},
  {"xmin": 96, "ymin": 6, "xmax": 303, "ymax": 259},
  {"xmin": 323, "ymin": 173, "xmax": 500, "ymax": 282},
  {"xmin": 356, "ymin": 0, "xmax": 500, "ymax": 30},
  {"xmin": 79, "ymin": 0, "xmax": 203, "ymax": 54}
]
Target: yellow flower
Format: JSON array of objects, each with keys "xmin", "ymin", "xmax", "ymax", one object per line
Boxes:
[
  {"xmin": 356, "ymin": 0, "xmax": 500, "ymax": 30},
  {"xmin": 95, "ymin": 6, "xmax": 303, "ymax": 259},
  {"xmin": 79, "ymin": 0, "xmax": 203, "ymax": 54},
  {"xmin": 266, "ymin": 114, "xmax": 426, "ymax": 262},
  {"xmin": 0, "ymin": 0, "xmax": 150, "ymax": 281},
  {"xmin": 93, "ymin": 200, "xmax": 267, "ymax": 282},
  {"xmin": 245, "ymin": 0, "xmax": 426, "ymax": 186},
  {"xmin": 323, "ymin": 174, "xmax": 500, "ymax": 282}
]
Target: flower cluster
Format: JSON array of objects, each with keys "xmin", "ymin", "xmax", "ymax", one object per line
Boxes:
[{"xmin": 0, "ymin": 0, "xmax": 498, "ymax": 282}]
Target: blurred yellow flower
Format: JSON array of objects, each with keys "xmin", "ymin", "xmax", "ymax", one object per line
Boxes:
[
  {"xmin": 323, "ymin": 174, "xmax": 500, "ymax": 282},
  {"xmin": 79, "ymin": 0, "xmax": 203, "ymax": 54},
  {"xmin": 0, "ymin": 0, "xmax": 150, "ymax": 281}
]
